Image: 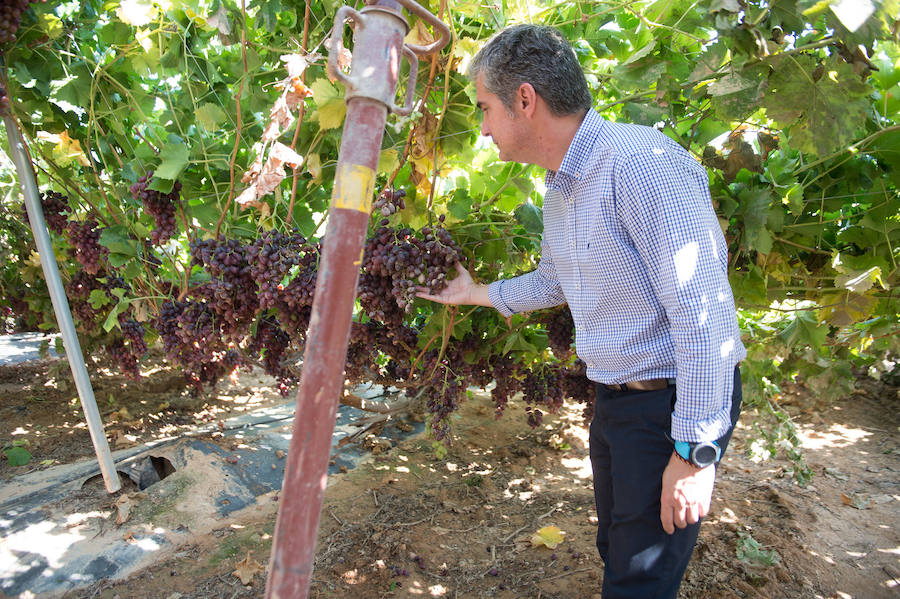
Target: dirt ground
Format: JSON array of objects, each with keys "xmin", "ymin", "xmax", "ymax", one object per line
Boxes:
[{"xmin": 2, "ymin": 356, "xmax": 899, "ymax": 599}]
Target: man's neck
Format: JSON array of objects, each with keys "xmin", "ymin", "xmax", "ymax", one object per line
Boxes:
[{"xmin": 536, "ymin": 109, "xmax": 589, "ymax": 172}]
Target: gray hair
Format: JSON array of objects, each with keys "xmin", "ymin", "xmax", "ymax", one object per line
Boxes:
[{"xmin": 468, "ymin": 25, "xmax": 592, "ymax": 117}]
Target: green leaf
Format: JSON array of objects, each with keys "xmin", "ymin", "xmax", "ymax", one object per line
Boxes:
[
  {"xmin": 4, "ymin": 446, "xmax": 31, "ymax": 467},
  {"xmin": 447, "ymin": 189, "xmax": 473, "ymax": 220},
  {"xmin": 99, "ymin": 227, "xmax": 139, "ymax": 256},
  {"xmin": 762, "ymin": 55, "xmax": 871, "ymax": 155},
  {"xmin": 88, "ymin": 289, "xmax": 110, "ymax": 309},
  {"xmin": 514, "ymin": 202, "xmax": 543, "ymax": 235},
  {"xmin": 378, "ymin": 148, "xmax": 400, "ymax": 175},
  {"xmin": 311, "ymin": 78, "xmax": 346, "ymax": 130},
  {"xmin": 155, "ymin": 141, "xmax": 190, "ymax": 181},
  {"xmin": 195, "ymin": 103, "xmax": 227, "ymax": 131},
  {"xmin": 737, "ymin": 187, "xmax": 775, "ymax": 254},
  {"xmin": 501, "ymin": 331, "xmax": 539, "ymax": 354},
  {"xmin": 778, "ymin": 311, "xmax": 828, "ymax": 348},
  {"xmin": 103, "ymin": 300, "xmax": 131, "ymax": 332},
  {"xmin": 37, "ymin": 13, "xmax": 64, "ymax": 39}
]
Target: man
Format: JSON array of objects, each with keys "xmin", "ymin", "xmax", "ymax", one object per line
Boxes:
[{"xmin": 417, "ymin": 25, "xmax": 745, "ymax": 598}]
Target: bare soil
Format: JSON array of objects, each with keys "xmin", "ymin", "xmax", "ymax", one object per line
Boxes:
[{"xmin": 2, "ymin": 357, "xmax": 898, "ymax": 599}]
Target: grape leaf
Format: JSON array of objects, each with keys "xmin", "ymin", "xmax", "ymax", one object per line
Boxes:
[
  {"xmin": 514, "ymin": 202, "xmax": 543, "ymax": 235},
  {"xmin": 195, "ymin": 103, "xmax": 227, "ymax": 131},
  {"xmin": 155, "ymin": 141, "xmax": 190, "ymax": 181},
  {"xmin": 311, "ymin": 78, "xmax": 347, "ymax": 130},
  {"xmin": 777, "ymin": 311, "xmax": 828, "ymax": 348},
  {"xmin": 762, "ymin": 55, "xmax": 871, "ymax": 155}
]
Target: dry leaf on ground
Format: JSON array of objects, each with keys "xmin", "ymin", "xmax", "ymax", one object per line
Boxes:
[
  {"xmin": 233, "ymin": 552, "xmax": 265, "ymax": 585},
  {"xmin": 531, "ymin": 525, "xmax": 565, "ymax": 549},
  {"xmin": 114, "ymin": 495, "xmax": 135, "ymax": 525}
]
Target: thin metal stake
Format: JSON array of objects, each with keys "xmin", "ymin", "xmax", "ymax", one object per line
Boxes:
[{"xmin": 3, "ymin": 115, "xmax": 121, "ymax": 494}]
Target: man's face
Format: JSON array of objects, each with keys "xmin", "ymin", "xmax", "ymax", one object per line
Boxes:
[{"xmin": 475, "ymin": 75, "xmax": 531, "ymax": 164}]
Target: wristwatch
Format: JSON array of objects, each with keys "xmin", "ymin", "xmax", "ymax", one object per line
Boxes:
[{"xmin": 674, "ymin": 440, "xmax": 721, "ymax": 468}]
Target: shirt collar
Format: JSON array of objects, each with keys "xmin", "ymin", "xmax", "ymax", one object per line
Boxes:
[{"xmin": 545, "ymin": 108, "xmax": 605, "ymax": 187}]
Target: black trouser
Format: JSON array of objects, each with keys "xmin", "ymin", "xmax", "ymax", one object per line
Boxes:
[{"xmin": 589, "ymin": 366, "xmax": 742, "ymax": 599}]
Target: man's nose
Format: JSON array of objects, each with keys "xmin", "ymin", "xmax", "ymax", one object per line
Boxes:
[{"xmin": 480, "ymin": 120, "xmax": 489, "ymax": 137}]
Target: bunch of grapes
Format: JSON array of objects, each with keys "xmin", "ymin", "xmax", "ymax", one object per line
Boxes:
[
  {"xmin": 0, "ymin": 81, "xmax": 9, "ymax": 116},
  {"xmin": 488, "ymin": 355, "xmax": 521, "ymax": 417},
  {"xmin": 129, "ymin": 171, "xmax": 180, "ymax": 245},
  {"xmin": 190, "ymin": 238, "xmax": 259, "ymax": 338},
  {"xmin": 105, "ymin": 338, "xmax": 140, "ymax": 379},
  {"xmin": 345, "ymin": 321, "xmax": 383, "ymax": 384},
  {"xmin": 545, "ymin": 306, "xmax": 575, "ymax": 358},
  {"xmin": 361, "ymin": 217, "xmax": 462, "ymax": 319},
  {"xmin": 65, "ymin": 271, "xmax": 104, "ymax": 325},
  {"xmin": 39, "ymin": 191, "xmax": 69, "ymax": 235},
  {"xmin": 246, "ymin": 229, "xmax": 319, "ymax": 339},
  {"xmin": 561, "ymin": 360, "xmax": 595, "ymax": 426},
  {"xmin": 521, "ymin": 367, "xmax": 565, "ymax": 428},
  {"xmin": 357, "ymin": 272, "xmax": 405, "ymax": 327},
  {"xmin": 443, "ymin": 333, "xmax": 493, "ymax": 390},
  {"xmin": 118, "ymin": 316, "xmax": 148, "ymax": 357},
  {"xmin": 373, "ymin": 187, "xmax": 406, "ymax": 217},
  {"xmin": 248, "ymin": 318, "xmax": 294, "ymax": 395},
  {"xmin": 66, "ymin": 219, "xmax": 108, "ymax": 274},
  {"xmin": 421, "ymin": 357, "xmax": 463, "ymax": 442},
  {"xmin": 0, "ymin": 0, "xmax": 43, "ymax": 45},
  {"xmin": 156, "ymin": 299, "xmax": 231, "ymax": 393}
]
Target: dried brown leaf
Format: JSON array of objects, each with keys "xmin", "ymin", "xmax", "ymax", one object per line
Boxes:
[
  {"xmin": 114, "ymin": 495, "xmax": 134, "ymax": 525},
  {"xmin": 236, "ymin": 183, "xmax": 261, "ymax": 208},
  {"xmin": 256, "ymin": 159, "xmax": 287, "ymax": 197},
  {"xmin": 233, "ymin": 552, "xmax": 265, "ymax": 585},
  {"xmin": 270, "ymin": 142, "xmax": 304, "ymax": 169},
  {"xmin": 281, "ymin": 54, "xmax": 310, "ymax": 79}
]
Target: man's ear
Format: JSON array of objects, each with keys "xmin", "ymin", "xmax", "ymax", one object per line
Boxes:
[{"xmin": 517, "ymin": 82, "xmax": 537, "ymax": 117}]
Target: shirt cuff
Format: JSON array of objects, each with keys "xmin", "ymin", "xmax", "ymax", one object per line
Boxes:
[
  {"xmin": 670, "ymin": 408, "xmax": 733, "ymax": 444},
  {"xmin": 488, "ymin": 280, "xmax": 515, "ymax": 317}
]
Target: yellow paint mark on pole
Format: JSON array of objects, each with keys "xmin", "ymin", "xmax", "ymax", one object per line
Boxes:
[{"xmin": 332, "ymin": 163, "xmax": 375, "ymax": 213}]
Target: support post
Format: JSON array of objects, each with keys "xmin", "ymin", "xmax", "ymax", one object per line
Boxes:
[
  {"xmin": 3, "ymin": 115, "xmax": 121, "ymax": 494},
  {"xmin": 264, "ymin": 2, "xmax": 448, "ymax": 597}
]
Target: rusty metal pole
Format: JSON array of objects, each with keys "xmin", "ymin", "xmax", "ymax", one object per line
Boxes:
[{"xmin": 265, "ymin": 2, "xmax": 448, "ymax": 598}]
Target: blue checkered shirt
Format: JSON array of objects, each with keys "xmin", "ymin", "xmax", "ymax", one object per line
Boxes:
[{"xmin": 488, "ymin": 109, "xmax": 746, "ymax": 443}]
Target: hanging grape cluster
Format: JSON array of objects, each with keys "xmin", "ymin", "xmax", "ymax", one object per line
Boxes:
[
  {"xmin": 39, "ymin": 191, "xmax": 69, "ymax": 235},
  {"xmin": 0, "ymin": 0, "xmax": 43, "ymax": 45},
  {"xmin": 545, "ymin": 305, "xmax": 575, "ymax": 358},
  {"xmin": 360, "ymin": 215, "xmax": 462, "ymax": 323},
  {"xmin": 373, "ymin": 187, "xmax": 406, "ymax": 217},
  {"xmin": 66, "ymin": 219, "xmax": 108, "ymax": 275},
  {"xmin": 129, "ymin": 171, "xmax": 180, "ymax": 245}
]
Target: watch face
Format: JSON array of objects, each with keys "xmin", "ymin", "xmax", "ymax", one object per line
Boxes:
[{"xmin": 693, "ymin": 444, "xmax": 718, "ymax": 466}]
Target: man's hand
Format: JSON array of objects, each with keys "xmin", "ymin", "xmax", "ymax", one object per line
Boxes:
[
  {"xmin": 416, "ymin": 263, "xmax": 492, "ymax": 307},
  {"xmin": 660, "ymin": 451, "xmax": 716, "ymax": 534}
]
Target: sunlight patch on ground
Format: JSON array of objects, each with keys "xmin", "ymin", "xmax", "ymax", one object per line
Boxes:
[
  {"xmin": 0, "ymin": 520, "xmax": 84, "ymax": 572},
  {"xmin": 798, "ymin": 424, "xmax": 872, "ymax": 450},
  {"xmin": 560, "ymin": 455, "xmax": 592, "ymax": 479}
]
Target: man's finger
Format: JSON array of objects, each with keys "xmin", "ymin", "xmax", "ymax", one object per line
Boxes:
[
  {"xmin": 673, "ymin": 500, "xmax": 688, "ymax": 530},
  {"xmin": 685, "ymin": 502, "xmax": 700, "ymax": 525},
  {"xmin": 660, "ymin": 501, "xmax": 675, "ymax": 535},
  {"xmin": 454, "ymin": 262, "xmax": 467, "ymax": 275}
]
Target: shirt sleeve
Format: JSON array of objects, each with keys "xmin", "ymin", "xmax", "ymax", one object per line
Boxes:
[
  {"xmin": 488, "ymin": 237, "xmax": 567, "ymax": 317},
  {"xmin": 616, "ymin": 148, "xmax": 743, "ymax": 443}
]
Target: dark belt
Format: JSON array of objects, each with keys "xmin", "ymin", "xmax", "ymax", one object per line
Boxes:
[{"xmin": 600, "ymin": 377, "xmax": 676, "ymax": 392}]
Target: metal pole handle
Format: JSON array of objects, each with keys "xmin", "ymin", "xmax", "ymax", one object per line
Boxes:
[
  {"xmin": 327, "ymin": 5, "xmax": 365, "ymax": 92},
  {"xmin": 389, "ymin": 45, "xmax": 419, "ymax": 116},
  {"xmin": 395, "ymin": 0, "xmax": 451, "ymax": 55}
]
